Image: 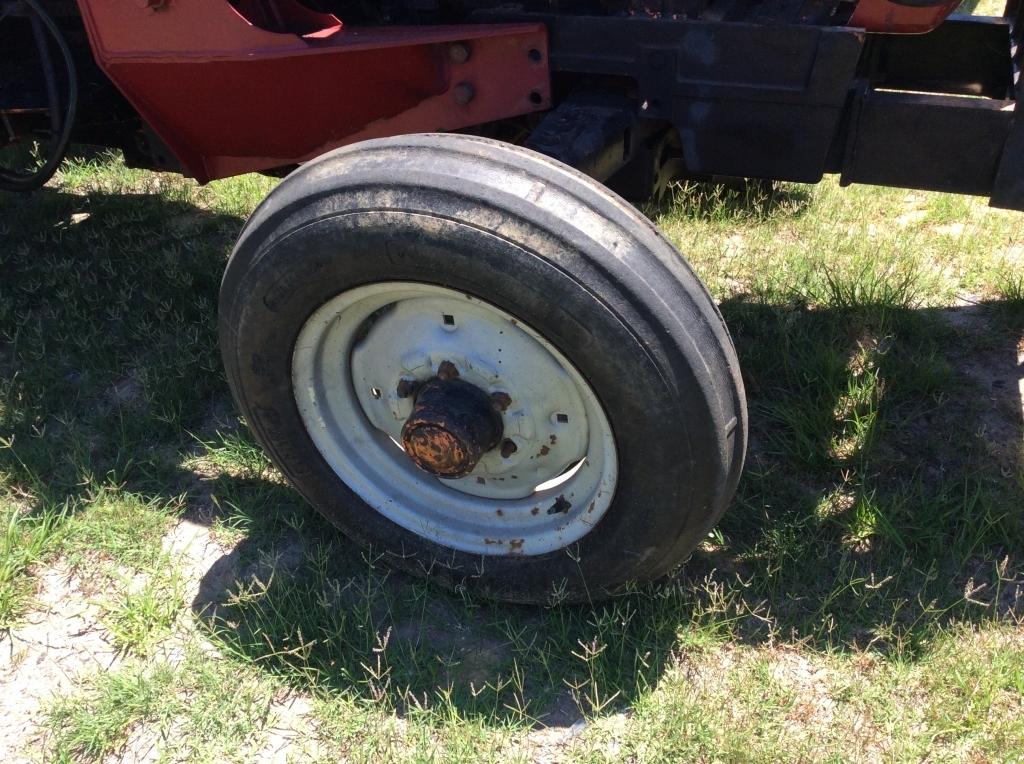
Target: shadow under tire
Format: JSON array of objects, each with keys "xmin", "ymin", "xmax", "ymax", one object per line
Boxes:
[{"xmin": 219, "ymin": 133, "xmax": 747, "ymax": 604}]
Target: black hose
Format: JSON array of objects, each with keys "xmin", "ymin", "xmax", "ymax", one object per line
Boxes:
[{"xmin": 0, "ymin": 0, "xmax": 78, "ymax": 192}]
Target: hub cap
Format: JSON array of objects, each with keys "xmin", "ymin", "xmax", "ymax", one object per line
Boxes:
[
  {"xmin": 291, "ymin": 283, "xmax": 618, "ymax": 556},
  {"xmin": 401, "ymin": 377, "xmax": 504, "ymax": 479}
]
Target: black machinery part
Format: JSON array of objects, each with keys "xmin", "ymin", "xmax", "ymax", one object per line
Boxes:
[{"xmin": 0, "ymin": 0, "xmax": 77, "ymax": 192}]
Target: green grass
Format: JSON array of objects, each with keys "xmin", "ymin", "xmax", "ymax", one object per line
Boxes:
[
  {"xmin": 1, "ymin": 150, "xmax": 1022, "ymax": 762},
  {"xmin": 0, "ymin": 496, "xmax": 65, "ymax": 625},
  {"xmin": 42, "ymin": 651, "xmax": 281, "ymax": 763},
  {"xmin": 44, "ymin": 660, "xmax": 179, "ymax": 763}
]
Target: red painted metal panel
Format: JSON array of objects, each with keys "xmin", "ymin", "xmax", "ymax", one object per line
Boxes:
[
  {"xmin": 75, "ymin": 1, "xmax": 550, "ymax": 182},
  {"xmin": 850, "ymin": 0, "xmax": 963, "ymax": 34}
]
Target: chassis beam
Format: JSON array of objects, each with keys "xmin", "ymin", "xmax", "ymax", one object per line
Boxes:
[{"xmin": 480, "ymin": 8, "xmax": 1024, "ymax": 210}]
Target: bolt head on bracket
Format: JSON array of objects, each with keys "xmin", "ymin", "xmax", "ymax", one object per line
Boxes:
[{"xmin": 453, "ymin": 82, "xmax": 476, "ymax": 106}]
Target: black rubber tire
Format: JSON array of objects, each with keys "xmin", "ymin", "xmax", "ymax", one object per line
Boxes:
[{"xmin": 219, "ymin": 134, "xmax": 746, "ymax": 604}]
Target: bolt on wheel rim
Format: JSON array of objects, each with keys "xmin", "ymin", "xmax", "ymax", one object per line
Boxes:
[{"xmin": 292, "ymin": 282, "xmax": 618, "ymax": 556}]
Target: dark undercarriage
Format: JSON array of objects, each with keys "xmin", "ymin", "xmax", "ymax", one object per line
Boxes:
[
  {"xmin": 291, "ymin": 0, "xmax": 854, "ymax": 28},
  {"xmin": 2, "ymin": 0, "xmax": 1024, "ymax": 210}
]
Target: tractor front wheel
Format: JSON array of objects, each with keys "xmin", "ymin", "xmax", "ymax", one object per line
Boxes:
[{"xmin": 219, "ymin": 134, "xmax": 746, "ymax": 603}]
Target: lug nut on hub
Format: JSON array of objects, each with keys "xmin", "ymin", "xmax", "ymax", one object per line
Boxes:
[{"xmin": 396, "ymin": 378, "xmax": 420, "ymax": 399}]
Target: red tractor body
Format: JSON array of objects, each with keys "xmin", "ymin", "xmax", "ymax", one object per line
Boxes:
[{"xmin": 75, "ymin": 0, "xmax": 551, "ymax": 182}]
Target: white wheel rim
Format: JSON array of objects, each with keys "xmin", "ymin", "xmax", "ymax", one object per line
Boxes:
[{"xmin": 291, "ymin": 282, "xmax": 618, "ymax": 556}]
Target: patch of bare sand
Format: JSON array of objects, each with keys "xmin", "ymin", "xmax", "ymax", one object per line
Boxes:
[
  {"xmin": 252, "ymin": 694, "xmax": 318, "ymax": 764},
  {"xmin": 0, "ymin": 516, "xmax": 666, "ymax": 763},
  {"xmin": 162, "ymin": 518, "xmax": 232, "ymax": 607},
  {"xmin": 0, "ymin": 565, "xmax": 120, "ymax": 763},
  {"xmin": 0, "ymin": 519, "xmax": 236, "ymax": 762},
  {"xmin": 158, "ymin": 521, "xmax": 325, "ymax": 763},
  {"xmin": 105, "ymin": 688, "xmax": 318, "ymax": 764},
  {"xmin": 509, "ymin": 716, "xmax": 591, "ymax": 764}
]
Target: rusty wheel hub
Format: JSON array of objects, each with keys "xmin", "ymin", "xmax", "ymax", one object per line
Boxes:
[{"xmin": 401, "ymin": 376, "xmax": 504, "ymax": 479}]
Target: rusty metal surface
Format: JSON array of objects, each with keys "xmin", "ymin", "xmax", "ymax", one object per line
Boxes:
[{"xmin": 401, "ymin": 377, "xmax": 504, "ymax": 479}]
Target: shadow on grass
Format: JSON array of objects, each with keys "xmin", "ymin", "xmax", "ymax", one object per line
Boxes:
[
  {"xmin": 1, "ymin": 182, "xmax": 1022, "ymax": 728},
  {"xmin": 186, "ymin": 297, "xmax": 1024, "ymax": 727}
]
